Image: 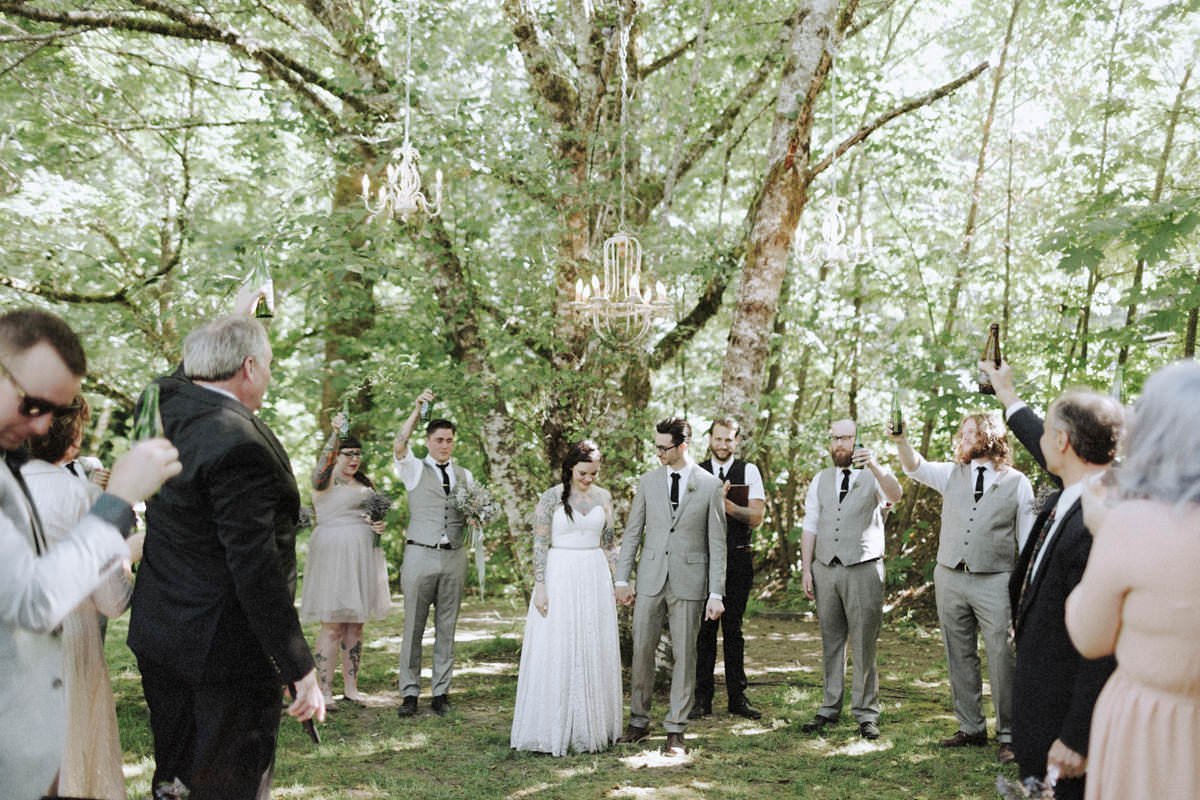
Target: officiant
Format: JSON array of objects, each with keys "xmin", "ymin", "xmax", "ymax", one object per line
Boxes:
[{"xmin": 692, "ymin": 416, "xmax": 767, "ymax": 721}]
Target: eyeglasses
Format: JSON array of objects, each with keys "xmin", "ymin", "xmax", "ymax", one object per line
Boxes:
[
  {"xmin": 0, "ymin": 359, "xmax": 78, "ymax": 418},
  {"xmin": 654, "ymin": 443, "xmax": 679, "ymax": 453},
  {"xmin": 339, "ymin": 449, "xmax": 363, "ymax": 458}
]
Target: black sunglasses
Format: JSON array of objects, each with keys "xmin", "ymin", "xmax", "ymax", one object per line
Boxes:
[{"xmin": 0, "ymin": 359, "xmax": 78, "ymax": 418}]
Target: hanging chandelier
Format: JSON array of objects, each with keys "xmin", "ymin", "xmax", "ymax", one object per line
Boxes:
[
  {"xmin": 572, "ymin": 230, "xmax": 672, "ymax": 344},
  {"xmin": 361, "ymin": 0, "xmax": 442, "ymax": 223},
  {"xmin": 569, "ymin": 10, "xmax": 674, "ymax": 347}
]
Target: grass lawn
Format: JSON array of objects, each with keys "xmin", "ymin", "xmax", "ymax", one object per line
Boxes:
[{"xmin": 105, "ymin": 597, "xmax": 1018, "ymax": 799}]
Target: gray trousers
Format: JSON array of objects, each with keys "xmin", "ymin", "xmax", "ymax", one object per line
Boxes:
[
  {"xmin": 629, "ymin": 583, "xmax": 702, "ymax": 733},
  {"xmin": 398, "ymin": 545, "xmax": 467, "ymax": 698},
  {"xmin": 933, "ymin": 565, "xmax": 1014, "ymax": 742},
  {"xmin": 812, "ymin": 557, "xmax": 884, "ymax": 723}
]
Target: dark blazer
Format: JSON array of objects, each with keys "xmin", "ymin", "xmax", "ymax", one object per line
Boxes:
[
  {"xmin": 1007, "ymin": 406, "xmax": 1116, "ymax": 790},
  {"xmin": 128, "ymin": 374, "xmax": 313, "ymax": 685}
]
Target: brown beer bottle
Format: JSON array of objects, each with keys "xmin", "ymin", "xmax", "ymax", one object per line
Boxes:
[{"xmin": 978, "ymin": 323, "xmax": 1001, "ymax": 395}]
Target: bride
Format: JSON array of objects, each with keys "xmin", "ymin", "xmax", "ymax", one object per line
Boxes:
[{"xmin": 510, "ymin": 440, "xmax": 623, "ymax": 755}]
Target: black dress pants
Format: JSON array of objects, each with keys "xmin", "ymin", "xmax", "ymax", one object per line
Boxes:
[
  {"xmin": 695, "ymin": 548, "xmax": 753, "ymax": 704},
  {"xmin": 138, "ymin": 656, "xmax": 283, "ymax": 800}
]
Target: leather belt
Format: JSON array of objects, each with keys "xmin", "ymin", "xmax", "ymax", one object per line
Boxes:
[{"xmin": 406, "ymin": 539, "xmax": 455, "ymax": 550}]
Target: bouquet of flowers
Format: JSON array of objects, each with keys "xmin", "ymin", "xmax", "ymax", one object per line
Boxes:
[
  {"xmin": 451, "ymin": 482, "xmax": 498, "ymax": 597},
  {"xmin": 363, "ymin": 491, "xmax": 393, "ymax": 548},
  {"xmin": 451, "ymin": 482, "xmax": 499, "ymax": 528},
  {"xmin": 995, "ymin": 775, "xmax": 1055, "ymax": 799}
]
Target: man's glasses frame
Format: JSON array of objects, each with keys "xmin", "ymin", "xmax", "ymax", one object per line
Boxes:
[
  {"xmin": 0, "ymin": 358, "xmax": 79, "ymax": 418},
  {"xmin": 655, "ymin": 443, "xmax": 680, "ymax": 453}
]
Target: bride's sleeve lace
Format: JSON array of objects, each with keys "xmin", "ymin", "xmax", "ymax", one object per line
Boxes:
[{"xmin": 532, "ymin": 488, "xmax": 556, "ymax": 583}]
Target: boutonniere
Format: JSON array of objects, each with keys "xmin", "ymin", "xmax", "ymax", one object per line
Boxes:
[{"xmin": 686, "ymin": 481, "xmax": 696, "ymax": 493}]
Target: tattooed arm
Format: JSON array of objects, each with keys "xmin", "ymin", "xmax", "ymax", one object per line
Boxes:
[
  {"xmin": 530, "ymin": 488, "xmax": 557, "ymax": 616},
  {"xmin": 599, "ymin": 487, "xmax": 618, "ymax": 574},
  {"xmin": 311, "ymin": 413, "xmax": 344, "ymax": 492}
]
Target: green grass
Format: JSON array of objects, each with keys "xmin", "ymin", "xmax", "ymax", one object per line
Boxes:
[{"xmin": 104, "ymin": 598, "xmax": 1017, "ymax": 799}]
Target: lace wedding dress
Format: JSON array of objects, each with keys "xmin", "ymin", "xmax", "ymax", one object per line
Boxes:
[{"xmin": 510, "ymin": 487, "xmax": 622, "ymax": 755}]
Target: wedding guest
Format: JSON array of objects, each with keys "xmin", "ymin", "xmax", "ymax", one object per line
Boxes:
[
  {"xmin": 1066, "ymin": 360, "xmax": 1200, "ymax": 800},
  {"xmin": 393, "ymin": 389, "xmax": 474, "ymax": 717},
  {"xmin": 692, "ymin": 416, "xmax": 767, "ymax": 720},
  {"xmin": 23, "ymin": 397, "xmax": 137, "ymax": 799},
  {"xmin": 1, "ymin": 308, "xmax": 179, "ymax": 800},
  {"xmin": 893, "ymin": 412, "xmax": 1034, "ymax": 763},
  {"xmin": 301, "ymin": 413, "xmax": 390, "ymax": 706},
  {"xmin": 981, "ymin": 360, "xmax": 1120, "ymax": 799},
  {"xmin": 615, "ymin": 418, "xmax": 726, "ymax": 755},
  {"xmin": 511, "ymin": 440, "xmax": 622, "ymax": 755},
  {"xmin": 800, "ymin": 419, "xmax": 902, "ymax": 740},
  {"xmin": 128, "ymin": 313, "xmax": 324, "ymax": 800}
]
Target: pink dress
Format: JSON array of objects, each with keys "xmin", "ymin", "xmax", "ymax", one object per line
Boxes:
[{"xmin": 1066, "ymin": 500, "xmax": 1200, "ymax": 800}]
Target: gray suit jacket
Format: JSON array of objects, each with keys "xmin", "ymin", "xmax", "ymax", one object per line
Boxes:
[
  {"xmin": 617, "ymin": 463, "xmax": 727, "ymax": 601},
  {"xmin": 0, "ymin": 455, "xmax": 131, "ymax": 800}
]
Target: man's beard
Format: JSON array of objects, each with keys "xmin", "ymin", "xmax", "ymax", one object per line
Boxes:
[{"xmin": 831, "ymin": 449, "xmax": 853, "ymax": 468}]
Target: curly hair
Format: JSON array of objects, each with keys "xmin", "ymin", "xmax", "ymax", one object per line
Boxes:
[
  {"xmin": 28, "ymin": 395, "xmax": 90, "ymax": 464},
  {"xmin": 954, "ymin": 412, "xmax": 1012, "ymax": 467}
]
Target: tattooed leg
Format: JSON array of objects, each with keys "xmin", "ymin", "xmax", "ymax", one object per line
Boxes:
[
  {"xmin": 314, "ymin": 623, "xmax": 341, "ymax": 702},
  {"xmin": 342, "ymin": 624, "xmax": 364, "ymax": 701}
]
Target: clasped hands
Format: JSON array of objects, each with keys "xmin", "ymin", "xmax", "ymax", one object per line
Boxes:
[{"xmin": 612, "ymin": 584, "xmax": 724, "ymax": 620}]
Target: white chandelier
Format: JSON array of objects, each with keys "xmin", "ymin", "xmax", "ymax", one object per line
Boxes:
[
  {"xmin": 361, "ymin": 0, "xmax": 442, "ymax": 223},
  {"xmin": 569, "ymin": 10, "xmax": 673, "ymax": 347},
  {"xmin": 572, "ymin": 230, "xmax": 672, "ymax": 344}
]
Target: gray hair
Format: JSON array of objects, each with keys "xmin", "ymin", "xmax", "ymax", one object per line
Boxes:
[
  {"xmin": 1117, "ymin": 360, "xmax": 1200, "ymax": 506},
  {"xmin": 183, "ymin": 315, "xmax": 270, "ymax": 382}
]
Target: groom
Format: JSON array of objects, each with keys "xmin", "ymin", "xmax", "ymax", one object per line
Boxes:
[{"xmin": 615, "ymin": 417, "xmax": 727, "ymax": 755}]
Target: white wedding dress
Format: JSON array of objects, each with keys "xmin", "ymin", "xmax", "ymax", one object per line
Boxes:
[{"xmin": 510, "ymin": 495, "xmax": 622, "ymax": 756}]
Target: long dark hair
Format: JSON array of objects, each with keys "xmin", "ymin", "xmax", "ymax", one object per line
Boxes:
[
  {"xmin": 561, "ymin": 439, "xmax": 600, "ymax": 520},
  {"xmin": 339, "ymin": 434, "xmax": 374, "ymax": 489}
]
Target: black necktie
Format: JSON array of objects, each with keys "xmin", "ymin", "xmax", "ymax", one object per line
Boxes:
[
  {"xmin": 437, "ymin": 462, "xmax": 451, "ymax": 495},
  {"xmin": 718, "ymin": 466, "xmax": 726, "ymax": 482},
  {"xmin": 1017, "ymin": 500, "xmax": 1060, "ymax": 624},
  {"xmin": 670, "ymin": 472, "xmax": 680, "ymax": 510},
  {"xmin": 839, "ymin": 469, "xmax": 851, "ymax": 503},
  {"xmin": 974, "ymin": 466, "xmax": 986, "ymax": 502},
  {"xmin": 66, "ymin": 461, "xmax": 79, "ymax": 476}
]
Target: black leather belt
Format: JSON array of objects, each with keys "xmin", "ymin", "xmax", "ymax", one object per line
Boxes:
[{"xmin": 406, "ymin": 539, "xmax": 455, "ymax": 550}]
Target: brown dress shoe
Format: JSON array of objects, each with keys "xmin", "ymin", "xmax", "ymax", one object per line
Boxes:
[
  {"xmin": 661, "ymin": 731, "xmax": 687, "ymax": 755},
  {"xmin": 939, "ymin": 729, "xmax": 988, "ymax": 747},
  {"xmin": 616, "ymin": 724, "xmax": 650, "ymax": 744},
  {"xmin": 997, "ymin": 743, "xmax": 1016, "ymax": 764}
]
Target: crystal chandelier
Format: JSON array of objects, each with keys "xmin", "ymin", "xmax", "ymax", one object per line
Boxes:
[
  {"xmin": 569, "ymin": 10, "xmax": 673, "ymax": 347},
  {"xmin": 361, "ymin": 0, "xmax": 442, "ymax": 223}
]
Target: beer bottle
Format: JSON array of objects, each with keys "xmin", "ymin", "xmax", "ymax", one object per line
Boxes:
[
  {"xmin": 248, "ymin": 256, "xmax": 275, "ymax": 319},
  {"xmin": 339, "ymin": 398, "xmax": 351, "ymax": 435},
  {"xmin": 1110, "ymin": 363, "xmax": 1125, "ymax": 404},
  {"xmin": 978, "ymin": 323, "xmax": 1001, "ymax": 395},
  {"xmin": 132, "ymin": 383, "xmax": 163, "ymax": 441},
  {"xmin": 852, "ymin": 427, "xmax": 865, "ymax": 469},
  {"xmin": 890, "ymin": 388, "xmax": 904, "ymax": 436}
]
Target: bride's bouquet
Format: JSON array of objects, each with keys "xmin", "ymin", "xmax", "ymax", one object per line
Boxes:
[
  {"xmin": 451, "ymin": 482, "xmax": 499, "ymax": 528},
  {"xmin": 363, "ymin": 491, "xmax": 393, "ymax": 548}
]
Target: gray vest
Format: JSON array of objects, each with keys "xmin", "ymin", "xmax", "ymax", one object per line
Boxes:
[
  {"xmin": 407, "ymin": 461, "xmax": 468, "ymax": 547},
  {"xmin": 814, "ymin": 466, "xmax": 886, "ymax": 566},
  {"xmin": 936, "ymin": 464, "xmax": 1023, "ymax": 572}
]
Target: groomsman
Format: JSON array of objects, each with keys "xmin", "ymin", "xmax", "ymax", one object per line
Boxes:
[
  {"xmin": 981, "ymin": 359, "xmax": 1121, "ymax": 799},
  {"xmin": 893, "ymin": 413, "xmax": 1035, "ymax": 764},
  {"xmin": 692, "ymin": 416, "xmax": 766, "ymax": 720},
  {"xmin": 799, "ymin": 419, "xmax": 902, "ymax": 740},
  {"xmin": 616, "ymin": 418, "xmax": 726, "ymax": 755},
  {"xmin": 393, "ymin": 390, "xmax": 473, "ymax": 718}
]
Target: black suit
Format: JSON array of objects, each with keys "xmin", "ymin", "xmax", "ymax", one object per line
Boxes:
[
  {"xmin": 129, "ymin": 374, "xmax": 314, "ymax": 800},
  {"xmin": 1007, "ymin": 406, "xmax": 1115, "ymax": 800}
]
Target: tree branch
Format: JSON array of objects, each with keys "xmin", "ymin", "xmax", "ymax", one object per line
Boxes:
[
  {"xmin": 0, "ymin": 273, "xmax": 131, "ymax": 305},
  {"xmin": 639, "ymin": 32, "xmax": 696, "ymax": 80},
  {"xmin": 503, "ymin": 0, "xmax": 581, "ymax": 130},
  {"xmin": 807, "ymin": 61, "xmax": 989, "ymax": 181},
  {"xmin": 648, "ymin": 242, "xmax": 744, "ymax": 370}
]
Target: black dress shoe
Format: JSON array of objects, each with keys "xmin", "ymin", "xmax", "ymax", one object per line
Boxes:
[
  {"xmin": 728, "ymin": 697, "xmax": 762, "ymax": 720},
  {"xmin": 431, "ymin": 694, "xmax": 451, "ymax": 716},
  {"xmin": 616, "ymin": 724, "xmax": 650, "ymax": 744},
  {"xmin": 661, "ymin": 731, "xmax": 687, "ymax": 755},
  {"xmin": 800, "ymin": 714, "xmax": 837, "ymax": 733},
  {"xmin": 939, "ymin": 729, "xmax": 988, "ymax": 747},
  {"xmin": 859, "ymin": 720, "xmax": 881, "ymax": 740},
  {"xmin": 397, "ymin": 695, "xmax": 418, "ymax": 718},
  {"xmin": 688, "ymin": 701, "xmax": 712, "ymax": 720}
]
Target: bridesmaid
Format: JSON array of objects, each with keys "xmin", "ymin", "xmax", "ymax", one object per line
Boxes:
[{"xmin": 300, "ymin": 411, "xmax": 391, "ymax": 706}]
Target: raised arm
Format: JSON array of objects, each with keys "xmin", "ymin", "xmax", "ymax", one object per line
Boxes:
[
  {"xmin": 393, "ymin": 389, "xmax": 434, "ymax": 461},
  {"xmin": 311, "ymin": 413, "xmax": 344, "ymax": 492}
]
